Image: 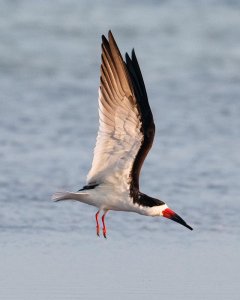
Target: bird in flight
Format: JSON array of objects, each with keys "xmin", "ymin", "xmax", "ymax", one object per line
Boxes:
[{"xmin": 52, "ymin": 31, "xmax": 193, "ymax": 238}]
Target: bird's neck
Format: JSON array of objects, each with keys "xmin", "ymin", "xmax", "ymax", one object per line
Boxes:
[{"xmin": 132, "ymin": 190, "xmax": 165, "ymax": 207}]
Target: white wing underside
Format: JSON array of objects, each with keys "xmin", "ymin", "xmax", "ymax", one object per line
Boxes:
[
  {"xmin": 87, "ymin": 89, "xmax": 143, "ymax": 186},
  {"xmin": 86, "ymin": 33, "xmax": 145, "ymax": 188}
]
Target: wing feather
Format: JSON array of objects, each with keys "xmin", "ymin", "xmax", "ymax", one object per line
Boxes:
[{"xmin": 87, "ymin": 31, "xmax": 154, "ymax": 194}]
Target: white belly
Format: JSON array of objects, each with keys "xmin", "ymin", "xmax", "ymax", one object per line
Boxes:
[
  {"xmin": 70, "ymin": 183, "xmax": 160, "ymax": 216},
  {"xmin": 86, "ymin": 183, "xmax": 134, "ymax": 211}
]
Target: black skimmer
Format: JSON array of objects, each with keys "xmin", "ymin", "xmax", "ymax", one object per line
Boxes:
[{"xmin": 52, "ymin": 31, "xmax": 193, "ymax": 238}]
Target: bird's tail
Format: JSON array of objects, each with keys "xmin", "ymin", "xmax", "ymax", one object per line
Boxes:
[
  {"xmin": 51, "ymin": 191, "xmax": 89, "ymax": 202},
  {"xmin": 51, "ymin": 191, "xmax": 75, "ymax": 202}
]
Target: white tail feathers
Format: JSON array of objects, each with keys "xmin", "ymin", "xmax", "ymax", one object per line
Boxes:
[
  {"xmin": 51, "ymin": 191, "xmax": 89, "ymax": 203},
  {"xmin": 51, "ymin": 191, "xmax": 73, "ymax": 202}
]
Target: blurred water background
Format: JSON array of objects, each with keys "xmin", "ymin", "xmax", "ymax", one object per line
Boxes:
[{"xmin": 1, "ymin": 0, "xmax": 240, "ymax": 299}]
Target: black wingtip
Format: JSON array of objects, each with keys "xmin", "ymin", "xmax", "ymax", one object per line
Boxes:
[
  {"xmin": 102, "ymin": 34, "xmax": 108, "ymax": 44},
  {"xmin": 108, "ymin": 30, "xmax": 114, "ymax": 41},
  {"xmin": 131, "ymin": 48, "xmax": 139, "ymax": 66},
  {"xmin": 125, "ymin": 52, "xmax": 131, "ymax": 63},
  {"xmin": 125, "ymin": 49, "xmax": 135, "ymax": 63},
  {"xmin": 132, "ymin": 48, "xmax": 135, "ymax": 58}
]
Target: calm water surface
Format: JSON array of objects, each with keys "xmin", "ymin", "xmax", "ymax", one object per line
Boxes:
[{"xmin": 1, "ymin": 0, "xmax": 240, "ymax": 299}]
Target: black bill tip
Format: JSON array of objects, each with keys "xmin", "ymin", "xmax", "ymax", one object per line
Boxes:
[{"xmin": 163, "ymin": 208, "xmax": 193, "ymax": 231}]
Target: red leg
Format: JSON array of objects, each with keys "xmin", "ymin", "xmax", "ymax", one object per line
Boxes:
[
  {"xmin": 95, "ymin": 210, "xmax": 100, "ymax": 237},
  {"xmin": 102, "ymin": 210, "xmax": 109, "ymax": 239}
]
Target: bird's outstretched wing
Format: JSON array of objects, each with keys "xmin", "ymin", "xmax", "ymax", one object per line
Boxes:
[{"xmin": 87, "ymin": 31, "xmax": 155, "ymax": 193}]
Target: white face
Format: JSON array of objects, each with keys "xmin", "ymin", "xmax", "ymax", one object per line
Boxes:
[
  {"xmin": 145, "ymin": 204, "xmax": 168, "ymax": 217},
  {"xmin": 158, "ymin": 204, "xmax": 169, "ymax": 216}
]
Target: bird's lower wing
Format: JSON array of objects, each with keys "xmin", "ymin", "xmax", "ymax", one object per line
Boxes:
[
  {"xmin": 87, "ymin": 89, "xmax": 143, "ymax": 185},
  {"xmin": 87, "ymin": 32, "xmax": 143, "ymax": 186}
]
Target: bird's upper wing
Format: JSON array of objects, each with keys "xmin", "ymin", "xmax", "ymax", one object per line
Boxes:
[{"xmin": 87, "ymin": 31, "xmax": 155, "ymax": 191}]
